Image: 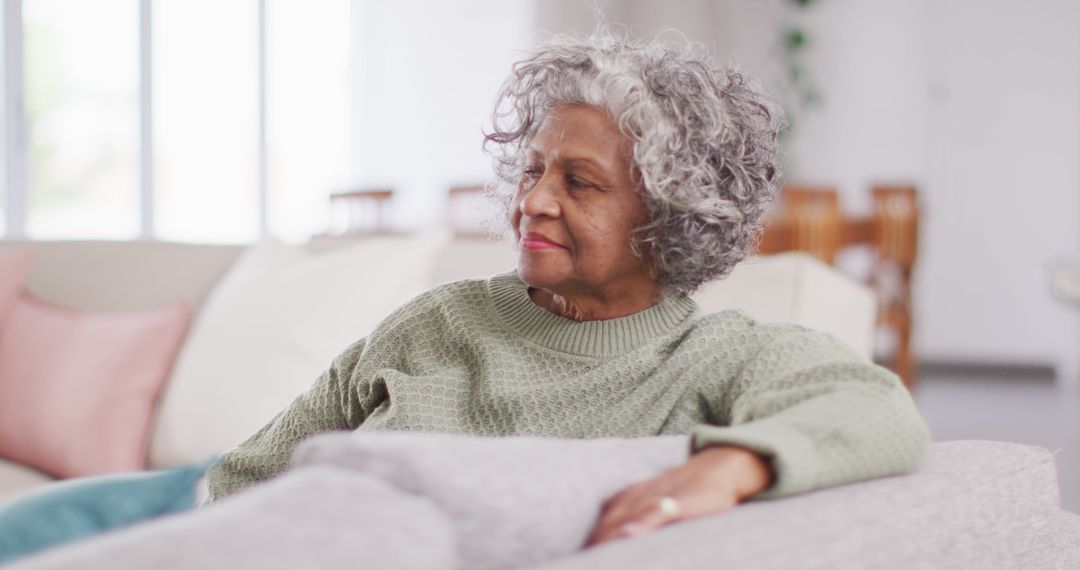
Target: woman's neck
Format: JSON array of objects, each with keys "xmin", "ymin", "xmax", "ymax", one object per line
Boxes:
[{"xmin": 527, "ymin": 286, "xmax": 661, "ymax": 321}]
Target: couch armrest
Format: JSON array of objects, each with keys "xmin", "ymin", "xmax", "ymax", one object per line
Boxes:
[{"xmin": 532, "ymin": 440, "xmax": 1077, "ymax": 570}]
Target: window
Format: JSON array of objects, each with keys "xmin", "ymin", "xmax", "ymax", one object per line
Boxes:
[
  {"xmin": 4, "ymin": 0, "xmax": 348, "ymax": 244},
  {"xmin": 22, "ymin": 0, "xmax": 140, "ymax": 239},
  {"xmin": 1, "ymin": 1, "xmax": 530, "ymax": 242}
]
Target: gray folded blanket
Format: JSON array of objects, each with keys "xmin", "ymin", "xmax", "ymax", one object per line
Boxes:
[
  {"xmin": 290, "ymin": 431, "xmax": 690, "ymax": 569},
  {"xmin": 10, "ymin": 433, "xmax": 690, "ymax": 570}
]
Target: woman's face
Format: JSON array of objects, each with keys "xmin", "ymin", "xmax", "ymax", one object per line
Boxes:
[{"xmin": 511, "ymin": 104, "xmax": 656, "ymax": 305}]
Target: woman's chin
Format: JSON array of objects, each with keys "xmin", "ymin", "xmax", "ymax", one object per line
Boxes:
[{"xmin": 516, "ymin": 263, "xmax": 570, "ymax": 292}]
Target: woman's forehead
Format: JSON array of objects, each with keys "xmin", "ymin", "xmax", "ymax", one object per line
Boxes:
[{"xmin": 529, "ymin": 106, "xmax": 630, "ymax": 168}]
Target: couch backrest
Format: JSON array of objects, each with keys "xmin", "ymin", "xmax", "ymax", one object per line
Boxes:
[
  {"xmin": 0, "ymin": 240, "xmax": 243, "ymax": 312},
  {"xmin": 1, "ymin": 237, "xmax": 877, "ymax": 360},
  {"xmin": 695, "ymin": 253, "xmax": 878, "ymax": 360}
]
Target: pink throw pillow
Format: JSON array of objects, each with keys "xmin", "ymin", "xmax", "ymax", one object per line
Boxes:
[
  {"xmin": 0, "ymin": 247, "xmax": 34, "ymax": 325},
  {"xmin": 0, "ymin": 294, "xmax": 192, "ymax": 478}
]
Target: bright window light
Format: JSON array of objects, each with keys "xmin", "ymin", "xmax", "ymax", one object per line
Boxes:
[
  {"xmin": 22, "ymin": 0, "xmax": 140, "ymax": 239},
  {"xmin": 153, "ymin": 0, "xmax": 258, "ymax": 244},
  {"xmin": 266, "ymin": 0, "xmax": 350, "ymax": 243}
]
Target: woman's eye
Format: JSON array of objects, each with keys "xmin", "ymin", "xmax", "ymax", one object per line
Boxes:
[
  {"xmin": 521, "ymin": 167, "xmax": 543, "ymax": 184},
  {"xmin": 567, "ymin": 176, "xmax": 592, "ymax": 189}
]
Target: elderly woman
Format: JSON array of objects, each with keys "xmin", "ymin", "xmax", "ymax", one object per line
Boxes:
[{"xmin": 206, "ymin": 31, "xmax": 929, "ymax": 546}]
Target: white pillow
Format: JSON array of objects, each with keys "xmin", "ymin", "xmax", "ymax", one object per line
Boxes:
[
  {"xmin": 692, "ymin": 253, "xmax": 877, "ymax": 361},
  {"xmin": 429, "ymin": 238, "xmax": 518, "ymax": 286},
  {"xmin": 148, "ymin": 232, "xmax": 448, "ymax": 468}
]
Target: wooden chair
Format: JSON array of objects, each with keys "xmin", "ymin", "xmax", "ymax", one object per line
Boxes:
[
  {"xmin": 327, "ymin": 187, "xmax": 395, "ymax": 235},
  {"xmin": 868, "ymin": 185, "xmax": 919, "ymax": 389},
  {"xmin": 780, "ymin": 185, "xmax": 845, "ymax": 265},
  {"xmin": 759, "ymin": 185, "xmax": 921, "ymax": 391}
]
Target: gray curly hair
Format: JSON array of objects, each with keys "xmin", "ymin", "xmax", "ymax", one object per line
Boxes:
[{"xmin": 483, "ymin": 30, "xmax": 784, "ymax": 295}]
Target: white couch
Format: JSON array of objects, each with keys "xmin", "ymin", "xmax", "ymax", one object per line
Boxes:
[
  {"xmin": 2, "ymin": 234, "xmax": 1077, "ymax": 569},
  {"xmin": 0, "ymin": 233, "xmax": 876, "ymax": 501}
]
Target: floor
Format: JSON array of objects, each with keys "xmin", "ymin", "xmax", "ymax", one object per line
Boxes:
[{"xmin": 915, "ymin": 373, "xmax": 1080, "ymax": 514}]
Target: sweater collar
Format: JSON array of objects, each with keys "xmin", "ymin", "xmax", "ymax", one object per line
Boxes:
[{"xmin": 486, "ymin": 271, "xmax": 700, "ymax": 359}]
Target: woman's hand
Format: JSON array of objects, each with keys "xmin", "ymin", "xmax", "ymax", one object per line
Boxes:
[{"xmin": 584, "ymin": 445, "xmax": 774, "ymax": 547}]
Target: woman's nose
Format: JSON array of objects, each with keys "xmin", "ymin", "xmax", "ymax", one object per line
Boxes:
[{"xmin": 519, "ymin": 178, "xmax": 561, "ymax": 219}]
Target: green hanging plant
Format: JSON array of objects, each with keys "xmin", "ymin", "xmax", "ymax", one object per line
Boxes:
[{"xmin": 777, "ymin": 0, "xmax": 823, "ymax": 144}]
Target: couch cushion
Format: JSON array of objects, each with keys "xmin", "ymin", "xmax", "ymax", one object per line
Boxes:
[
  {"xmin": 429, "ymin": 237, "xmax": 518, "ymax": 286},
  {"xmin": 149, "ymin": 232, "xmax": 448, "ymax": 468},
  {"xmin": 0, "ymin": 295, "xmax": 191, "ymax": 478},
  {"xmin": 0, "ymin": 459, "xmax": 53, "ymax": 505},
  {"xmin": 0, "ymin": 247, "xmax": 34, "ymax": 326},
  {"xmin": 692, "ymin": 252, "xmax": 878, "ymax": 360}
]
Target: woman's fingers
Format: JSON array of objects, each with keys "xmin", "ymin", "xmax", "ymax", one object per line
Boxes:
[
  {"xmin": 587, "ymin": 488, "xmax": 644, "ymax": 545},
  {"xmin": 587, "ymin": 488, "xmax": 683, "ymax": 546},
  {"xmin": 586, "ymin": 480, "xmax": 742, "ymax": 546},
  {"xmin": 620, "ymin": 495, "xmax": 683, "ymax": 534},
  {"xmin": 585, "ymin": 446, "xmax": 771, "ymax": 548},
  {"xmin": 586, "ymin": 496, "xmax": 631, "ymax": 545},
  {"xmin": 589, "ymin": 492, "xmax": 634, "ymax": 536}
]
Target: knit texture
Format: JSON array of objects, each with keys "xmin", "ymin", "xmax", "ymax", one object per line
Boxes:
[{"xmin": 206, "ymin": 271, "xmax": 929, "ymax": 502}]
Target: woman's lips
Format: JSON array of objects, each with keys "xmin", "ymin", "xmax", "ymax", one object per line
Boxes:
[{"xmin": 519, "ymin": 232, "xmax": 566, "ymax": 251}]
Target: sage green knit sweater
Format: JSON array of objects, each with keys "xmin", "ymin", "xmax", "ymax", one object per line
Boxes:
[{"xmin": 206, "ymin": 271, "xmax": 929, "ymax": 502}]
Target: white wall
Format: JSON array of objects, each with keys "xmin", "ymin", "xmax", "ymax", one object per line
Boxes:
[
  {"xmin": 349, "ymin": 0, "xmax": 534, "ymax": 231},
  {"xmin": 919, "ymin": 0, "xmax": 1080, "ymax": 379},
  {"xmin": 349, "ymin": 0, "xmax": 1080, "ymax": 379},
  {"xmin": 533, "ymin": 0, "xmax": 929, "ymax": 212},
  {"xmin": 530, "ymin": 0, "xmax": 1080, "ymax": 378}
]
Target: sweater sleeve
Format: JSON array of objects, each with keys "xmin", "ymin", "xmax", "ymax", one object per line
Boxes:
[
  {"xmin": 689, "ymin": 324, "xmax": 931, "ymax": 499},
  {"xmin": 203, "ymin": 337, "xmax": 371, "ymax": 504}
]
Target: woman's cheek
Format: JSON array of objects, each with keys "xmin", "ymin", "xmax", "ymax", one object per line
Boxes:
[{"xmin": 509, "ymin": 199, "xmax": 523, "ymax": 234}]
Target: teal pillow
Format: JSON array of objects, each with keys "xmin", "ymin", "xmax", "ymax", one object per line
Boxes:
[{"xmin": 0, "ymin": 457, "xmax": 218, "ymax": 564}]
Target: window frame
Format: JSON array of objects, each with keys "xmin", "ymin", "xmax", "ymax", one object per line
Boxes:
[{"xmin": 0, "ymin": 0, "xmax": 271, "ymax": 241}]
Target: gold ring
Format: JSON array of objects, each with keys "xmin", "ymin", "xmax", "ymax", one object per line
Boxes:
[{"xmin": 658, "ymin": 496, "xmax": 680, "ymax": 517}]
